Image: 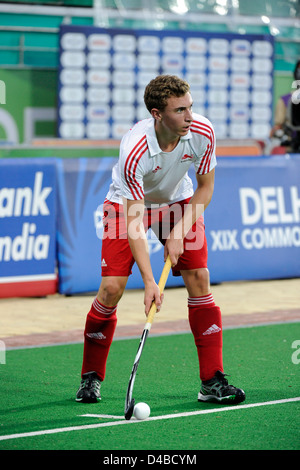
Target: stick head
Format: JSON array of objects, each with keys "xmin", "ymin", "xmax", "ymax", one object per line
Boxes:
[{"xmin": 124, "ymin": 398, "xmax": 135, "ymax": 420}]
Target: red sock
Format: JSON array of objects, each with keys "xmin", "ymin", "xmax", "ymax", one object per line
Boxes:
[
  {"xmin": 188, "ymin": 294, "xmax": 223, "ymax": 382},
  {"xmin": 81, "ymin": 298, "xmax": 117, "ymax": 381}
]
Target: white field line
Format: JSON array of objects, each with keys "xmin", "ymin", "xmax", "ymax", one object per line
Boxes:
[{"xmin": 0, "ymin": 397, "xmax": 299, "ymax": 442}]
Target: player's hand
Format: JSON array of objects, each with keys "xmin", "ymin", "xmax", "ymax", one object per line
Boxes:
[
  {"xmin": 144, "ymin": 280, "xmax": 163, "ymax": 316},
  {"xmin": 164, "ymin": 237, "xmax": 184, "ymax": 267}
]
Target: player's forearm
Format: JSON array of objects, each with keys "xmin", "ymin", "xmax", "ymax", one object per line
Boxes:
[
  {"xmin": 172, "ymin": 184, "xmax": 212, "ymax": 241},
  {"xmin": 128, "ymin": 229, "xmax": 162, "ymax": 315},
  {"xmin": 172, "ymin": 169, "xmax": 215, "ymax": 241},
  {"xmin": 123, "ymin": 197, "xmax": 155, "ymax": 284},
  {"xmin": 128, "ymin": 229, "xmax": 155, "ymax": 284}
]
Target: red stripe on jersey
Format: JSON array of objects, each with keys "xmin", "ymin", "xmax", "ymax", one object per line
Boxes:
[
  {"xmin": 190, "ymin": 121, "xmax": 215, "ymax": 174},
  {"xmin": 191, "ymin": 121, "xmax": 212, "ymax": 138},
  {"xmin": 199, "ymin": 143, "xmax": 212, "ymax": 174},
  {"xmin": 124, "ymin": 135, "xmax": 148, "ymax": 200}
]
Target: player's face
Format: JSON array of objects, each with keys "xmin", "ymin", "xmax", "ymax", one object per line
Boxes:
[{"xmin": 159, "ymin": 93, "xmax": 193, "ymax": 137}]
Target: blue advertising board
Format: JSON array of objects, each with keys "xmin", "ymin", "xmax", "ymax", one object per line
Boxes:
[
  {"xmin": 2, "ymin": 155, "xmax": 298, "ymax": 297},
  {"xmin": 56, "ymin": 154, "xmax": 300, "ymax": 295},
  {"xmin": 0, "ymin": 158, "xmax": 57, "ymax": 297},
  {"xmin": 203, "ymin": 154, "xmax": 300, "ymax": 282}
]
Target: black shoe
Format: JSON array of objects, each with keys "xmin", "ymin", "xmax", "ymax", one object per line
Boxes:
[
  {"xmin": 76, "ymin": 372, "xmax": 101, "ymax": 403},
  {"xmin": 198, "ymin": 371, "xmax": 246, "ymax": 405}
]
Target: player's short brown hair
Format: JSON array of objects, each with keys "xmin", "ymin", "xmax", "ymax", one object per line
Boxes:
[{"xmin": 144, "ymin": 75, "xmax": 190, "ymax": 113}]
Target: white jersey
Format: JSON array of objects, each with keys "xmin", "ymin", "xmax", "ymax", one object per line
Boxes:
[{"xmin": 106, "ymin": 113, "xmax": 216, "ymax": 207}]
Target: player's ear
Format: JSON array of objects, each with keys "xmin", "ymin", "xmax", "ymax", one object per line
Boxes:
[{"xmin": 151, "ymin": 108, "xmax": 162, "ymax": 121}]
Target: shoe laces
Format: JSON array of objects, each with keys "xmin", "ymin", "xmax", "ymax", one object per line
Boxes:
[
  {"xmin": 214, "ymin": 371, "xmax": 239, "ymax": 395},
  {"xmin": 215, "ymin": 371, "xmax": 229, "ymax": 386},
  {"xmin": 202, "ymin": 371, "xmax": 236, "ymax": 397},
  {"xmin": 81, "ymin": 374, "xmax": 100, "ymax": 392}
]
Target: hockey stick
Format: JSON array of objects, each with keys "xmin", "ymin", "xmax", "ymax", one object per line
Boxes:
[{"xmin": 124, "ymin": 255, "xmax": 172, "ymax": 420}]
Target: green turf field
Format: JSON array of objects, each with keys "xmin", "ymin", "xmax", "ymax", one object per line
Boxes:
[{"xmin": 0, "ymin": 323, "xmax": 299, "ymax": 452}]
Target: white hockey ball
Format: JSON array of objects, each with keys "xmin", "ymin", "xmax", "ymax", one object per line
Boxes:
[{"xmin": 133, "ymin": 402, "xmax": 151, "ymax": 420}]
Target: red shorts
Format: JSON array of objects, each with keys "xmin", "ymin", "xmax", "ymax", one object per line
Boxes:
[{"xmin": 101, "ymin": 198, "xmax": 207, "ymax": 277}]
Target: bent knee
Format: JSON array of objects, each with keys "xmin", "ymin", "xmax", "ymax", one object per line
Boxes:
[
  {"xmin": 195, "ymin": 267, "xmax": 210, "ymax": 284},
  {"xmin": 182, "ymin": 268, "xmax": 210, "ymax": 297},
  {"xmin": 98, "ymin": 277, "xmax": 127, "ymax": 306}
]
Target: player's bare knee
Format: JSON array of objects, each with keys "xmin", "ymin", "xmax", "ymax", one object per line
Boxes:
[
  {"xmin": 98, "ymin": 278, "xmax": 125, "ymax": 306},
  {"xmin": 182, "ymin": 268, "xmax": 210, "ymax": 296},
  {"xmin": 197, "ymin": 268, "xmax": 210, "ymax": 285}
]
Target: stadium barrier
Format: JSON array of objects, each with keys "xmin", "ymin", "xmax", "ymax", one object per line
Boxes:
[
  {"xmin": 0, "ymin": 158, "xmax": 57, "ymax": 297},
  {"xmin": 0, "ymin": 154, "xmax": 299, "ymax": 297}
]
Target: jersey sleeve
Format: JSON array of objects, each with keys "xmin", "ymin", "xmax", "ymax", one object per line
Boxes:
[
  {"xmin": 119, "ymin": 133, "xmax": 148, "ymax": 201},
  {"xmin": 191, "ymin": 117, "xmax": 217, "ymax": 175}
]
